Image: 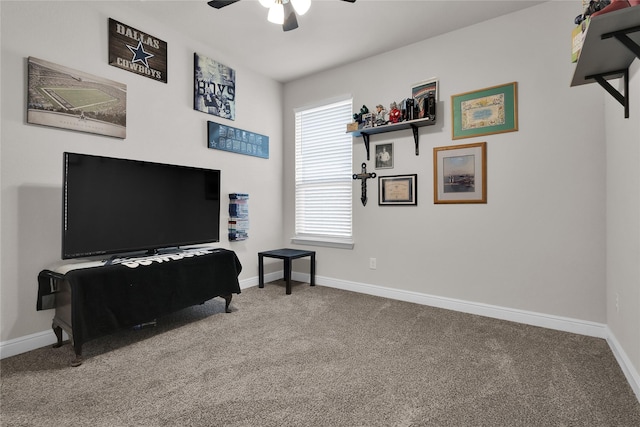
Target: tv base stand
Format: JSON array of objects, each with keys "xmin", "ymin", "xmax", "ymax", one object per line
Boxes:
[{"xmin": 37, "ymin": 248, "xmax": 242, "ymax": 366}]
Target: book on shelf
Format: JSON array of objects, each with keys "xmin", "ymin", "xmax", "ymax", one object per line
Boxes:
[
  {"xmin": 229, "ymin": 193, "xmax": 249, "ymax": 200},
  {"xmin": 228, "ymin": 218, "xmax": 249, "ymax": 230},
  {"xmin": 228, "ymin": 193, "xmax": 249, "ymax": 241},
  {"xmin": 228, "ymin": 231, "xmax": 248, "ymax": 241}
]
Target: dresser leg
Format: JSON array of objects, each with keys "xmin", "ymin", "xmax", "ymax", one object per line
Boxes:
[
  {"xmin": 52, "ymin": 324, "xmax": 63, "ymax": 348},
  {"xmin": 223, "ymin": 294, "xmax": 232, "ymax": 313},
  {"xmin": 52, "ymin": 322, "xmax": 83, "ymax": 366},
  {"xmin": 70, "ymin": 344, "xmax": 83, "ymax": 367}
]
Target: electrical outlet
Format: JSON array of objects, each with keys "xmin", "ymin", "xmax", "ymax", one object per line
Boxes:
[
  {"xmin": 615, "ymin": 293, "xmax": 620, "ymax": 313},
  {"xmin": 369, "ymin": 258, "xmax": 377, "ymax": 270}
]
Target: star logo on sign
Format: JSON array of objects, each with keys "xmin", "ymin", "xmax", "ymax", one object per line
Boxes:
[{"xmin": 126, "ymin": 40, "xmax": 154, "ymax": 68}]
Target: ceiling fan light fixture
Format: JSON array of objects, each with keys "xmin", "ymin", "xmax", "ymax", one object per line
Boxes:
[
  {"xmin": 267, "ymin": 1, "xmax": 285, "ymax": 25},
  {"xmin": 208, "ymin": 0, "xmax": 357, "ymax": 31},
  {"xmin": 291, "ymin": 0, "xmax": 311, "ymax": 15}
]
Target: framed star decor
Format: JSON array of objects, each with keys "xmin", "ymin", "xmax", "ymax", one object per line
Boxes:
[{"xmin": 108, "ymin": 18, "xmax": 167, "ymax": 83}]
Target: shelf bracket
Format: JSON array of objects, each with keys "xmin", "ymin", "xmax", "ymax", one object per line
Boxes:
[
  {"xmin": 586, "ymin": 68, "xmax": 629, "ymax": 118},
  {"xmin": 602, "ymin": 24, "xmax": 640, "ymax": 60},
  {"xmin": 592, "ymin": 24, "xmax": 640, "ymax": 119},
  {"xmin": 410, "ymin": 124, "xmax": 419, "ymax": 155},
  {"xmin": 353, "ymin": 117, "xmax": 435, "ymax": 159},
  {"xmin": 361, "ymin": 133, "xmax": 371, "ymax": 161}
]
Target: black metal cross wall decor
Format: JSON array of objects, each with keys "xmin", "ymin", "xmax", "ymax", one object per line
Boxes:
[{"xmin": 352, "ymin": 162, "xmax": 376, "ymax": 206}]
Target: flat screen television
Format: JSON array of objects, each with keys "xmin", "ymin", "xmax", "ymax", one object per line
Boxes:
[{"xmin": 62, "ymin": 152, "xmax": 221, "ymax": 259}]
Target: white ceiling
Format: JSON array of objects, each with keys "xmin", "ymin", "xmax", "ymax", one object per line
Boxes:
[{"xmin": 122, "ymin": 0, "xmax": 544, "ymax": 83}]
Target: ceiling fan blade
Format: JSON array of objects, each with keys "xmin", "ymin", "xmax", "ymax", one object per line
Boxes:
[
  {"xmin": 341, "ymin": 0, "xmax": 357, "ymax": 3},
  {"xmin": 282, "ymin": 1, "xmax": 299, "ymax": 31},
  {"xmin": 207, "ymin": 0, "xmax": 241, "ymax": 9}
]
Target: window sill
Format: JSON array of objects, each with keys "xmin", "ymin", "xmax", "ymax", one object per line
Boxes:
[{"xmin": 290, "ymin": 236, "xmax": 354, "ymax": 250}]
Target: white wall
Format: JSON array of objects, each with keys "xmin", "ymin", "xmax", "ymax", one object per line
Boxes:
[
  {"xmin": 284, "ymin": 0, "xmax": 640, "ymax": 397},
  {"xmin": 605, "ymin": 59, "xmax": 640, "ymax": 393},
  {"xmin": 284, "ymin": 0, "xmax": 606, "ymax": 323},
  {"xmin": 0, "ymin": 1, "xmax": 284, "ymax": 343},
  {"xmin": 2, "ymin": 1, "xmax": 638, "ymax": 396}
]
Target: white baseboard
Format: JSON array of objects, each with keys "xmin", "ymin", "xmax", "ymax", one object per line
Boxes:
[
  {"xmin": 606, "ymin": 328, "xmax": 640, "ymax": 402},
  {"xmin": 0, "ymin": 329, "xmax": 68, "ymax": 360},
  {"xmin": 3, "ymin": 271, "xmax": 639, "ymax": 404},
  {"xmin": 305, "ymin": 274, "xmax": 608, "ymax": 338},
  {"xmin": 239, "ymin": 272, "xmax": 278, "ymax": 289}
]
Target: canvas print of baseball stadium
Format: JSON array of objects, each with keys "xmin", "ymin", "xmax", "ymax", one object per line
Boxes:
[{"xmin": 27, "ymin": 57, "xmax": 127, "ymax": 139}]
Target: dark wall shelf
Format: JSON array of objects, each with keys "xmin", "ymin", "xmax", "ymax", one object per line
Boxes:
[
  {"xmin": 349, "ymin": 117, "xmax": 436, "ymax": 160},
  {"xmin": 571, "ymin": 6, "xmax": 640, "ymax": 118}
]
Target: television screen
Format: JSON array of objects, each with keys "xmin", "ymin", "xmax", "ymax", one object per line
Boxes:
[{"xmin": 62, "ymin": 152, "xmax": 221, "ymax": 259}]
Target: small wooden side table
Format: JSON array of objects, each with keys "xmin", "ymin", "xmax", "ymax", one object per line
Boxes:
[{"xmin": 258, "ymin": 248, "xmax": 316, "ymax": 295}]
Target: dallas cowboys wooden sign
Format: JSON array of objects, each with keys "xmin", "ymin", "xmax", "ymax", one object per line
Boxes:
[{"xmin": 108, "ymin": 18, "xmax": 167, "ymax": 83}]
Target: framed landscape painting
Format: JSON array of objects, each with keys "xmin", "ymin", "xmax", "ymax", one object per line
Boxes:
[
  {"xmin": 451, "ymin": 82, "xmax": 517, "ymax": 140},
  {"xmin": 433, "ymin": 142, "xmax": 486, "ymax": 204},
  {"xmin": 27, "ymin": 57, "xmax": 127, "ymax": 138}
]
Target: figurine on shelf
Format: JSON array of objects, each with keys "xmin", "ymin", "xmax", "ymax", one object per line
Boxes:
[
  {"xmin": 353, "ymin": 105, "xmax": 369, "ymax": 127},
  {"xmin": 388, "ymin": 102, "xmax": 401, "ymax": 124},
  {"xmin": 374, "ymin": 104, "xmax": 387, "ymax": 126},
  {"xmin": 362, "ymin": 112, "xmax": 374, "ymax": 128}
]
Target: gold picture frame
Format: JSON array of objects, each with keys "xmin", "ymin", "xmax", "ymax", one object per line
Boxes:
[
  {"xmin": 433, "ymin": 142, "xmax": 486, "ymax": 204},
  {"xmin": 451, "ymin": 82, "xmax": 517, "ymax": 140}
]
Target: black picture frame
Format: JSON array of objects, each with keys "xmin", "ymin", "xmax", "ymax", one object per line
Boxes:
[
  {"xmin": 378, "ymin": 174, "xmax": 418, "ymax": 206},
  {"xmin": 375, "ymin": 142, "xmax": 394, "ymax": 169}
]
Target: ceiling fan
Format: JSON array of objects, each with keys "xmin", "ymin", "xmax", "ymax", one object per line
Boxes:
[{"xmin": 207, "ymin": 0, "xmax": 357, "ymax": 32}]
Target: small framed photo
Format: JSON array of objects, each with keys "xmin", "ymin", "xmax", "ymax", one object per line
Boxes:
[
  {"xmin": 451, "ymin": 82, "xmax": 517, "ymax": 140},
  {"xmin": 411, "ymin": 78, "xmax": 438, "ymax": 119},
  {"xmin": 433, "ymin": 142, "xmax": 486, "ymax": 204},
  {"xmin": 375, "ymin": 143, "xmax": 394, "ymax": 169},
  {"xmin": 411, "ymin": 77, "xmax": 438, "ymax": 101},
  {"xmin": 379, "ymin": 174, "xmax": 418, "ymax": 206}
]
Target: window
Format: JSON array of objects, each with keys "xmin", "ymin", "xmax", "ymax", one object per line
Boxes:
[{"xmin": 293, "ymin": 97, "xmax": 353, "ymax": 249}]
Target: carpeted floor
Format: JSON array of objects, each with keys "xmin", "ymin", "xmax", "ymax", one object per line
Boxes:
[{"xmin": 2, "ymin": 281, "xmax": 640, "ymax": 426}]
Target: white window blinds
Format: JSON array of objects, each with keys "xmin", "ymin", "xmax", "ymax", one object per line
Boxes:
[{"xmin": 294, "ymin": 97, "xmax": 353, "ymax": 247}]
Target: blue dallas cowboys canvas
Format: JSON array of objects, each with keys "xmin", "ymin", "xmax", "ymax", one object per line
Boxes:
[{"xmin": 108, "ymin": 18, "xmax": 167, "ymax": 83}]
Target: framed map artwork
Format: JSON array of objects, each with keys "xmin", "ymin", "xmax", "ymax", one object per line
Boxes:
[{"xmin": 451, "ymin": 82, "xmax": 517, "ymax": 140}]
